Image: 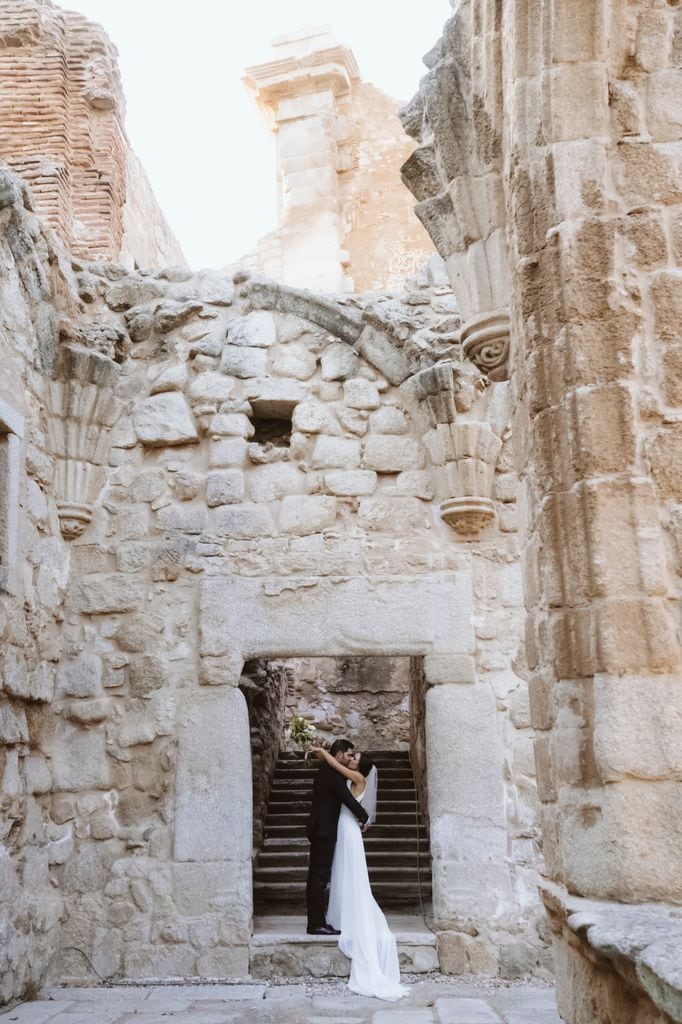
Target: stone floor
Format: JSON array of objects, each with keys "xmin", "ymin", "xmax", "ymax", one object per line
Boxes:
[{"xmin": 0, "ymin": 980, "xmax": 563, "ymax": 1024}]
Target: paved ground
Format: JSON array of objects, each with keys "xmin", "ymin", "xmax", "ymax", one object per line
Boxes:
[{"xmin": 0, "ymin": 980, "xmax": 563, "ymax": 1024}]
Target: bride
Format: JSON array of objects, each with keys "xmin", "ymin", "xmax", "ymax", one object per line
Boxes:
[{"xmin": 311, "ymin": 746, "xmax": 409, "ymax": 1001}]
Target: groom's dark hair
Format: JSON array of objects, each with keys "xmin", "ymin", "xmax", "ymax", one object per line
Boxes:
[{"xmin": 330, "ymin": 738, "xmax": 354, "ymax": 756}]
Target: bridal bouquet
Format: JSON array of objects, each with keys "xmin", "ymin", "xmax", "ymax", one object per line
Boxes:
[{"xmin": 287, "ymin": 714, "xmax": 317, "ymax": 759}]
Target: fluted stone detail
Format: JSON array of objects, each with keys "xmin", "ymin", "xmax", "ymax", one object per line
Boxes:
[
  {"xmin": 402, "ymin": 362, "xmax": 502, "ymax": 535},
  {"xmin": 48, "ymin": 345, "xmax": 125, "ymax": 538}
]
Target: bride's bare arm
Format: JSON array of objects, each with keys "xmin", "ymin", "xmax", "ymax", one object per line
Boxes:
[{"xmin": 311, "ymin": 748, "xmax": 364, "ymax": 787}]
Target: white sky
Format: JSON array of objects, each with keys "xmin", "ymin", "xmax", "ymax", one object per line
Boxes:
[{"xmin": 61, "ymin": 0, "xmax": 450, "ymax": 269}]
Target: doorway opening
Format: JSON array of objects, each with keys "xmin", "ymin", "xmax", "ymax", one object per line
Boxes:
[{"xmin": 239, "ymin": 655, "xmax": 431, "ymax": 919}]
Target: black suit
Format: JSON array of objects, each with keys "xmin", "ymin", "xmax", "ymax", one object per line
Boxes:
[{"xmin": 306, "ymin": 761, "xmax": 368, "ymax": 930}]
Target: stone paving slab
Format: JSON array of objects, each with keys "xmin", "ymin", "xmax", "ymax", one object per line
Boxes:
[
  {"xmin": 435, "ymin": 997, "xmax": 502, "ymax": 1022},
  {"xmin": 0, "ymin": 981, "xmax": 562, "ymax": 1024}
]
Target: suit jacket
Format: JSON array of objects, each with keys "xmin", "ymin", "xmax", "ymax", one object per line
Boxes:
[{"xmin": 306, "ymin": 762, "xmax": 369, "ymax": 840}]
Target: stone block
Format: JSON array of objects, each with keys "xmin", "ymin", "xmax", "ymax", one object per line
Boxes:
[
  {"xmin": 614, "ymin": 140, "xmax": 682, "ymax": 207},
  {"xmin": 435, "ymin": 998, "xmax": 502, "ymax": 1022},
  {"xmin": 210, "ymin": 413, "xmax": 254, "ymax": 437},
  {"xmin": 370, "ymin": 405, "xmax": 409, "ymax": 434},
  {"xmin": 427, "ymin": 684, "xmax": 507, "ymax": 863},
  {"xmin": 156, "ymin": 503, "xmax": 207, "ymax": 534},
  {"xmin": 175, "ymin": 689, "xmax": 252, "ymax": 863},
  {"xmin": 209, "ymin": 437, "xmax": 248, "ymax": 467},
  {"xmin": 279, "ymin": 495, "xmax": 337, "ymax": 535},
  {"xmin": 355, "ymin": 324, "xmax": 411, "ymax": 385},
  {"xmin": 548, "ymin": 64, "xmax": 606, "ymax": 143},
  {"xmin": 437, "ymin": 933, "xmax": 499, "ymax": 977},
  {"xmin": 357, "ymin": 495, "xmax": 428, "ymax": 532},
  {"xmin": 133, "ymin": 393, "xmax": 198, "ymax": 447},
  {"xmin": 593, "ymin": 673, "xmax": 682, "ymax": 782},
  {"xmin": 200, "ymin": 654, "xmax": 244, "ymax": 687},
  {"xmin": 343, "ymin": 377, "xmax": 380, "ymax": 409},
  {"xmin": 56, "ymin": 654, "xmax": 102, "ymax": 698},
  {"xmin": 51, "ymin": 726, "xmax": 111, "ymax": 791},
  {"xmin": 372, "ymin": 1010, "xmax": 433, "ymax": 1024},
  {"xmin": 116, "ymin": 541, "xmax": 153, "ymax": 573},
  {"xmin": 200, "ymin": 572, "xmax": 475, "ymax": 660},
  {"xmin": 214, "ymin": 503, "xmax": 273, "ymax": 538},
  {"xmin": 189, "ymin": 372, "xmax": 235, "ymax": 404},
  {"xmin": 271, "ymin": 343, "xmax": 317, "ymax": 380},
  {"xmin": 311, "ymin": 436, "xmax": 361, "ymax": 469},
  {"xmin": 105, "ymin": 277, "xmax": 164, "ymax": 311},
  {"xmin": 647, "ymin": 69, "xmax": 682, "ymax": 143},
  {"xmin": 324, "ymin": 470, "xmax": 378, "ymax": 496},
  {"xmin": 321, "ymin": 342, "xmax": 358, "ymax": 380},
  {"xmin": 206, "ymin": 470, "xmax": 245, "ymax": 507},
  {"xmin": 362, "ymin": 435, "xmax": 424, "ymax": 472},
  {"xmin": 0, "ymin": 702, "xmax": 29, "ymax": 744},
  {"xmin": 292, "ymin": 398, "xmax": 340, "ymax": 435},
  {"xmin": 1, "ymin": 646, "xmax": 28, "ymax": 700},
  {"xmin": 249, "ymin": 463, "xmax": 307, "ymax": 502},
  {"xmin": 663, "ymin": 344, "xmax": 682, "ymax": 406},
  {"xmin": 220, "ymin": 345, "xmax": 267, "ymax": 378},
  {"xmin": 424, "ymin": 653, "xmax": 476, "ymax": 685},
  {"xmin": 228, "ymin": 311, "xmax": 276, "ymax": 347},
  {"xmin": 150, "ymin": 363, "xmax": 188, "ymax": 394},
  {"xmin": 558, "ymin": 781, "xmax": 682, "ymax": 901},
  {"xmin": 73, "ymin": 574, "xmax": 146, "ymax": 614},
  {"xmin": 123, "ymin": 943, "xmax": 196, "ymax": 979},
  {"xmin": 649, "ymin": 423, "xmax": 682, "ymax": 500},
  {"xmin": 247, "ymin": 378, "xmax": 307, "ymax": 417},
  {"xmin": 196, "ymin": 946, "xmax": 249, "ymax": 978}
]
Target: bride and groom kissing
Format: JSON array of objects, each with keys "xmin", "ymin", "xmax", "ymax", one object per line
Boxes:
[{"xmin": 305, "ymin": 738, "xmax": 408, "ymax": 1001}]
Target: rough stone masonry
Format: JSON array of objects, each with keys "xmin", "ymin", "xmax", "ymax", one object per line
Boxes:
[{"xmin": 0, "ymin": 1, "xmax": 681, "ymax": 1022}]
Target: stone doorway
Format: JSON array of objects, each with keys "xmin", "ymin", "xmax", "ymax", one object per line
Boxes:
[
  {"xmin": 240, "ymin": 655, "xmax": 430, "ymax": 909},
  {"xmin": 239, "ymin": 654, "xmax": 435, "ymax": 976}
]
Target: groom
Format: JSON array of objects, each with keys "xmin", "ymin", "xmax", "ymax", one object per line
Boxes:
[{"xmin": 305, "ymin": 737, "xmax": 368, "ymax": 935}]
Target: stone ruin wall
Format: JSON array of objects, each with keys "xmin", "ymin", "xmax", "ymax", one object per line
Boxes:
[
  {"xmin": 280, "ymin": 656, "xmax": 412, "ymax": 751},
  {"xmin": 0, "ymin": 161, "xmax": 550, "ymax": 998},
  {"xmin": 0, "ymin": 0, "xmax": 184, "ymax": 269},
  {"xmin": 0, "ymin": 173, "xmax": 74, "ymax": 1004},
  {"xmin": 243, "ymin": 28, "xmax": 434, "ymax": 292},
  {"xmin": 401, "ymin": 1, "xmax": 682, "ymax": 1021}
]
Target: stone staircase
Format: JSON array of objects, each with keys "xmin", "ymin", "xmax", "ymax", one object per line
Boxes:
[{"xmin": 254, "ymin": 750, "xmax": 432, "ymax": 914}]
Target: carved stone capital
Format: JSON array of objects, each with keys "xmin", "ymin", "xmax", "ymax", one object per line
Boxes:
[
  {"xmin": 460, "ymin": 310, "xmax": 510, "ymax": 382},
  {"xmin": 49, "ymin": 344, "xmax": 124, "ymax": 540},
  {"xmin": 402, "ymin": 362, "xmax": 504, "ymax": 537}
]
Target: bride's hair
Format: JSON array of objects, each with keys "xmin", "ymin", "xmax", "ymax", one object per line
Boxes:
[{"xmin": 357, "ymin": 753, "xmax": 375, "ymax": 778}]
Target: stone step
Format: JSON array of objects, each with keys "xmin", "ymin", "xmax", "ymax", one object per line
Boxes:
[
  {"xmin": 257, "ymin": 849, "xmax": 432, "ymax": 868},
  {"xmin": 249, "ymin": 914, "xmax": 438, "ymax": 977},
  {"xmin": 262, "ymin": 835, "xmax": 430, "ymax": 853},
  {"xmin": 266, "ymin": 799, "xmax": 419, "ymax": 814},
  {"xmin": 270, "ymin": 770, "xmax": 411, "ymax": 782},
  {"xmin": 265, "ymin": 809, "xmax": 420, "ymax": 825},
  {"xmin": 253, "ymin": 880, "xmax": 432, "ymax": 903},
  {"xmin": 277, "ymin": 751, "xmax": 411, "ymax": 762},
  {"xmin": 255, "ymin": 861, "xmax": 431, "ymax": 880},
  {"xmin": 264, "ymin": 823, "xmax": 429, "ymax": 839},
  {"xmin": 269, "ymin": 783, "xmax": 416, "ymax": 796}
]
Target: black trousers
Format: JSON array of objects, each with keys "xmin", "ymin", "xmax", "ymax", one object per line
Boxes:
[{"xmin": 306, "ymin": 835, "xmax": 336, "ymax": 930}]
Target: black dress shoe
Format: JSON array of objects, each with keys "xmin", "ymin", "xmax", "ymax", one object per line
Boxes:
[
  {"xmin": 324, "ymin": 925, "xmax": 341, "ymax": 935},
  {"xmin": 307, "ymin": 925, "xmax": 339, "ymax": 935}
]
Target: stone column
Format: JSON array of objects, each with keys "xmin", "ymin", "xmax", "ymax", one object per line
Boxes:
[{"xmin": 243, "ymin": 27, "xmax": 359, "ymax": 292}]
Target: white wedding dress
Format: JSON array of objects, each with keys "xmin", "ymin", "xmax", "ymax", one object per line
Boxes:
[{"xmin": 327, "ymin": 774, "xmax": 409, "ymax": 1001}]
